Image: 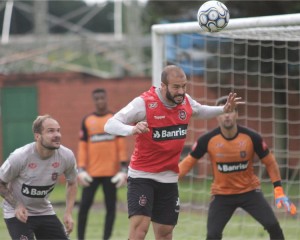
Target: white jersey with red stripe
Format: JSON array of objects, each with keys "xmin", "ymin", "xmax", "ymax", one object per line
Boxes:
[{"xmin": 0, "ymin": 142, "xmax": 77, "ymax": 219}]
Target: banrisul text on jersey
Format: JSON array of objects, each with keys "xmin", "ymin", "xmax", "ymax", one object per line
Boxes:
[
  {"xmin": 130, "ymin": 87, "xmax": 193, "ymax": 173},
  {"xmin": 152, "ymin": 124, "xmax": 188, "ymax": 141}
]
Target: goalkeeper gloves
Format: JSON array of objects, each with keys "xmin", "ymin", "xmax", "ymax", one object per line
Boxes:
[
  {"xmin": 111, "ymin": 172, "xmax": 127, "ymax": 188},
  {"xmin": 274, "ymin": 186, "xmax": 297, "ymax": 215},
  {"xmin": 77, "ymin": 169, "xmax": 93, "ymax": 187}
]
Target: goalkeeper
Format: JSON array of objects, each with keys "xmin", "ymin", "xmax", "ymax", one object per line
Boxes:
[
  {"xmin": 179, "ymin": 95, "xmax": 296, "ymax": 240},
  {"xmin": 76, "ymin": 88, "xmax": 129, "ymax": 240}
]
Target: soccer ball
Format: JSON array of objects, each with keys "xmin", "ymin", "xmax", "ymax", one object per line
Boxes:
[{"xmin": 197, "ymin": 0, "xmax": 230, "ymax": 32}]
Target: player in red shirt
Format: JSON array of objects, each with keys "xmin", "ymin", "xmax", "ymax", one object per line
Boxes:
[
  {"xmin": 179, "ymin": 95, "xmax": 296, "ymax": 240},
  {"xmin": 104, "ymin": 65, "xmax": 244, "ymax": 240}
]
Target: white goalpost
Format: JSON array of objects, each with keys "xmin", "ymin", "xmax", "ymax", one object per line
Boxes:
[{"xmin": 152, "ymin": 13, "xmax": 300, "ymax": 239}]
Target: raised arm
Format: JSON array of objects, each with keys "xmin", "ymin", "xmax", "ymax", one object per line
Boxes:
[
  {"xmin": 104, "ymin": 97, "xmax": 147, "ymax": 136},
  {"xmin": 189, "ymin": 92, "xmax": 244, "ymax": 119}
]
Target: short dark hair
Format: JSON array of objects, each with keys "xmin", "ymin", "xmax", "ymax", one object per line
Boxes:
[
  {"xmin": 92, "ymin": 88, "xmax": 106, "ymax": 95},
  {"xmin": 32, "ymin": 114, "xmax": 55, "ymax": 134}
]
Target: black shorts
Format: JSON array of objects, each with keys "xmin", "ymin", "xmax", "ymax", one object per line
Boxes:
[
  {"xmin": 207, "ymin": 189, "xmax": 282, "ymax": 239},
  {"xmin": 4, "ymin": 214, "xmax": 69, "ymax": 240},
  {"xmin": 127, "ymin": 177, "xmax": 180, "ymax": 226}
]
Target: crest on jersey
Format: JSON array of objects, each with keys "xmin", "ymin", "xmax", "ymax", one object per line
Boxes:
[
  {"xmin": 28, "ymin": 163, "xmax": 37, "ymax": 169},
  {"xmin": 52, "ymin": 172, "xmax": 58, "ymax": 181},
  {"xmin": 148, "ymin": 102, "xmax": 158, "ymax": 109},
  {"xmin": 52, "ymin": 162, "xmax": 60, "ymax": 168},
  {"xmin": 139, "ymin": 195, "xmax": 147, "ymax": 206},
  {"xmin": 178, "ymin": 110, "xmax": 187, "ymax": 120},
  {"xmin": 20, "ymin": 235, "xmax": 28, "ymax": 240},
  {"xmin": 240, "ymin": 151, "xmax": 246, "ymax": 158}
]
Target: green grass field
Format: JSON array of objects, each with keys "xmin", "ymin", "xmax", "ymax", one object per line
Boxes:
[{"xmin": 0, "ymin": 181, "xmax": 299, "ymax": 239}]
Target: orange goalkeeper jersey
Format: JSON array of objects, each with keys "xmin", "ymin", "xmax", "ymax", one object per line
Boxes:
[
  {"xmin": 189, "ymin": 125, "xmax": 281, "ymax": 195},
  {"xmin": 77, "ymin": 112, "xmax": 128, "ymax": 177}
]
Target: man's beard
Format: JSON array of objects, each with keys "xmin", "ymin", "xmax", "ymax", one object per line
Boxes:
[
  {"xmin": 41, "ymin": 138, "xmax": 60, "ymax": 150},
  {"xmin": 222, "ymin": 121, "xmax": 234, "ymax": 130},
  {"xmin": 166, "ymin": 88, "xmax": 185, "ymax": 105}
]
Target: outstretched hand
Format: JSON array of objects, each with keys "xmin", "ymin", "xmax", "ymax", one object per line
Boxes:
[{"xmin": 223, "ymin": 92, "xmax": 245, "ymax": 113}]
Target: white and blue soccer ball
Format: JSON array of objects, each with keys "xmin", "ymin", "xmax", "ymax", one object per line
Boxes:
[{"xmin": 197, "ymin": 0, "xmax": 230, "ymax": 32}]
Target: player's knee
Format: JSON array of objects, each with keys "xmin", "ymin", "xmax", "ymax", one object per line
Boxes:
[
  {"xmin": 129, "ymin": 216, "xmax": 150, "ymax": 240},
  {"xmin": 265, "ymin": 222, "xmax": 284, "ymax": 240},
  {"xmin": 154, "ymin": 225, "xmax": 174, "ymax": 240},
  {"xmin": 129, "ymin": 228, "xmax": 148, "ymax": 240}
]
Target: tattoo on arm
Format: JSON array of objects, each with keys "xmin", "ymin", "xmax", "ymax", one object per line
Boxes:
[{"xmin": 0, "ymin": 179, "xmax": 18, "ymax": 208}]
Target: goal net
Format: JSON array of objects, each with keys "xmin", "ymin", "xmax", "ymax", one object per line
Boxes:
[{"xmin": 152, "ymin": 13, "xmax": 300, "ymax": 240}]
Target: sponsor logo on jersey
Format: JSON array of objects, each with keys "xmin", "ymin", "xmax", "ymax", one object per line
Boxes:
[
  {"xmin": 217, "ymin": 160, "xmax": 249, "ymax": 173},
  {"xmin": 148, "ymin": 102, "xmax": 158, "ymax": 109},
  {"xmin": 191, "ymin": 141, "xmax": 197, "ymax": 151},
  {"xmin": 238, "ymin": 140, "xmax": 246, "ymax": 148},
  {"xmin": 21, "ymin": 183, "xmax": 55, "ymax": 198},
  {"xmin": 28, "ymin": 163, "xmax": 37, "ymax": 169},
  {"xmin": 152, "ymin": 124, "xmax": 188, "ymax": 141},
  {"xmin": 52, "ymin": 162, "xmax": 60, "ymax": 168},
  {"xmin": 154, "ymin": 115, "xmax": 165, "ymax": 120},
  {"xmin": 262, "ymin": 140, "xmax": 268, "ymax": 151},
  {"xmin": 90, "ymin": 133, "xmax": 115, "ymax": 142},
  {"xmin": 175, "ymin": 197, "xmax": 180, "ymax": 213},
  {"xmin": 178, "ymin": 110, "xmax": 187, "ymax": 120},
  {"xmin": 216, "ymin": 142, "xmax": 224, "ymax": 148},
  {"xmin": 79, "ymin": 130, "xmax": 84, "ymax": 139}
]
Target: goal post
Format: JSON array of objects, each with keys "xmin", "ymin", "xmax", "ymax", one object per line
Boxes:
[
  {"xmin": 152, "ymin": 13, "xmax": 300, "ymax": 86},
  {"xmin": 151, "ymin": 13, "xmax": 300, "ymax": 239}
]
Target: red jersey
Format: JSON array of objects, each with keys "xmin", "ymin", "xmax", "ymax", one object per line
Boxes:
[
  {"xmin": 77, "ymin": 112, "xmax": 128, "ymax": 177},
  {"xmin": 190, "ymin": 125, "xmax": 279, "ymax": 195},
  {"xmin": 130, "ymin": 87, "xmax": 193, "ymax": 173}
]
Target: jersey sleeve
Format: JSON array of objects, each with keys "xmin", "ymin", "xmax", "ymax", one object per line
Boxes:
[
  {"xmin": 248, "ymin": 128, "xmax": 281, "ymax": 183},
  {"xmin": 186, "ymin": 94, "xmax": 224, "ymax": 119},
  {"xmin": 0, "ymin": 153, "xmax": 24, "ymax": 183},
  {"xmin": 249, "ymin": 129, "xmax": 270, "ymax": 158},
  {"xmin": 64, "ymin": 149, "xmax": 78, "ymax": 183},
  {"xmin": 189, "ymin": 133, "xmax": 210, "ymax": 159},
  {"xmin": 261, "ymin": 153, "xmax": 282, "ymax": 183},
  {"xmin": 77, "ymin": 117, "xmax": 88, "ymax": 169},
  {"xmin": 104, "ymin": 97, "xmax": 146, "ymax": 136}
]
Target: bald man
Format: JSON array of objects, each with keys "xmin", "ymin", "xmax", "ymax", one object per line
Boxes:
[{"xmin": 105, "ymin": 65, "xmax": 244, "ymax": 240}]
